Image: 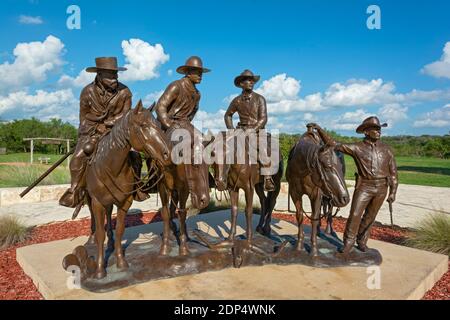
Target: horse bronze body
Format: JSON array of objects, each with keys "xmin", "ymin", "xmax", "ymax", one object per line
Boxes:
[
  {"xmin": 212, "ymin": 132, "xmax": 283, "ymax": 242},
  {"xmin": 286, "ymin": 136, "xmax": 349, "ymax": 256},
  {"xmin": 84, "ymin": 101, "xmax": 171, "ymax": 279},
  {"xmin": 154, "ymin": 127, "xmax": 211, "ymax": 256}
]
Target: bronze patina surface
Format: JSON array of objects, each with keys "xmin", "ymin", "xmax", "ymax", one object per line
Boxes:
[{"xmin": 62, "ymin": 219, "xmax": 381, "ymax": 293}]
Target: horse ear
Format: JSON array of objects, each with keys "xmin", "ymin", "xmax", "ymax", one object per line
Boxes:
[
  {"xmin": 148, "ymin": 102, "xmax": 156, "ymax": 113},
  {"xmin": 134, "ymin": 99, "xmax": 144, "ymax": 114}
]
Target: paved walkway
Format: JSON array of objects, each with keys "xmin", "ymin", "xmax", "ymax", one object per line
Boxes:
[{"xmin": 0, "ymin": 184, "xmax": 449, "ymax": 229}]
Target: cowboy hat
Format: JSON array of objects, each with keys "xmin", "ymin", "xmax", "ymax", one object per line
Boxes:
[
  {"xmin": 176, "ymin": 56, "xmax": 211, "ymax": 74},
  {"xmin": 234, "ymin": 69, "xmax": 260, "ymax": 88},
  {"xmin": 85, "ymin": 57, "xmax": 127, "ymax": 73},
  {"xmin": 356, "ymin": 116, "xmax": 388, "ymax": 134}
]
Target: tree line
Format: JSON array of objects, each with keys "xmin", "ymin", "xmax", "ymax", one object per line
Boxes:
[
  {"xmin": 0, "ymin": 118, "xmax": 77, "ymax": 154},
  {"xmin": 0, "ymin": 118, "xmax": 449, "ymax": 159}
]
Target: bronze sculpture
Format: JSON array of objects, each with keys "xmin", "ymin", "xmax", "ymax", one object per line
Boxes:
[
  {"xmin": 59, "ymin": 57, "xmax": 148, "ymax": 210},
  {"xmin": 286, "ymin": 128, "xmax": 350, "ymax": 256},
  {"xmin": 82, "ymin": 100, "xmax": 171, "ymax": 279},
  {"xmin": 310, "ymin": 117, "xmax": 398, "ymax": 256},
  {"xmin": 153, "ymin": 56, "xmax": 212, "ymax": 256},
  {"xmin": 224, "ymin": 69, "xmax": 276, "ymax": 192}
]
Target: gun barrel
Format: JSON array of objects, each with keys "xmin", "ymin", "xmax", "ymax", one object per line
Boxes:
[{"xmin": 19, "ymin": 148, "xmax": 75, "ymax": 198}]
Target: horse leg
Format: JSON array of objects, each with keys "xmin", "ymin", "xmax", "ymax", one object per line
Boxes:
[
  {"xmin": 177, "ymin": 191, "xmax": 190, "ymax": 256},
  {"xmin": 255, "ymin": 183, "xmax": 267, "ymax": 236},
  {"xmin": 115, "ymin": 196, "xmax": 133, "ymax": 270},
  {"xmin": 244, "ymin": 186, "xmax": 254, "ymax": 243},
  {"xmin": 310, "ymin": 191, "xmax": 322, "ymax": 257},
  {"xmin": 292, "ymin": 194, "xmax": 305, "ymax": 251},
  {"xmin": 106, "ymin": 204, "xmax": 114, "ymax": 252},
  {"xmin": 169, "ymin": 190, "xmax": 179, "ymax": 238},
  {"xmin": 263, "ymin": 180, "xmax": 281, "ymax": 236},
  {"xmin": 159, "ymin": 185, "xmax": 171, "ymax": 256},
  {"xmin": 87, "ymin": 196, "xmax": 96, "ymax": 245},
  {"xmin": 227, "ymin": 190, "xmax": 239, "ymax": 241},
  {"xmin": 325, "ymin": 204, "xmax": 333, "ymax": 235},
  {"xmin": 91, "ymin": 197, "xmax": 107, "ymax": 279}
]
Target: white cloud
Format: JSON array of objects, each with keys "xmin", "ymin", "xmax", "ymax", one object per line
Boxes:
[
  {"xmin": 328, "ymin": 109, "xmax": 373, "ymax": 131},
  {"xmin": 322, "ymin": 79, "xmax": 398, "ymax": 107},
  {"xmin": 167, "ymin": 69, "xmax": 173, "ymax": 76},
  {"xmin": 378, "ymin": 103, "xmax": 408, "ymax": 126},
  {"xmin": 142, "ymin": 90, "xmax": 164, "ymax": 106},
  {"xmin": 0, "ymin": 35, "xmax": 65, "ymax": 93},
  {"xmin": 422, "ymin": 42, "xmax": 450, "ymax": 79},
  {"xmin": 19, "ymin": 15, "xmax": 43, "ymax": 25},
  {"xmin": 256, "ymin": 73, "xmax": 301, "ymax": 102},
  {"xmin": 120, "ymin": 38, "xmax": 169, "ymax": 81},
  {"xmin": 413, "ymin": 104, "xmax": 450, "ymax": 128},
  {"xmin": 58, "ymin": 69, "xmax": 95, "ymax": 88},
  {"xmin": 193, "ymin": 109, "xmax": 227, "ymax": 131},
  {"xmin": 0, "ymin": 89, "xmax": 78, "ymax": 122}
]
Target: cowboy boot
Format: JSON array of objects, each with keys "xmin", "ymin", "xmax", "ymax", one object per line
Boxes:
[
  {"xmin": 263, "ymin": 176, "xmax": 275, "ymax": 192},
  {"xmin": 337, "ymin": 238, "xmax": 355, "ymax": 256}
]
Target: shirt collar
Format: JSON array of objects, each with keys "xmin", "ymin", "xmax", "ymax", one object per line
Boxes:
[{"xmin": 364, "ymin": 138, "xmax": 379, "ymax": 147}]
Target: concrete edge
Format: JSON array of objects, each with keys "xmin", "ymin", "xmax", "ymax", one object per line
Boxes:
[
  {"xmin": 407, "ymin": 255, "xmax": 448, "ymax": 300},
  {"xmin": 16, "ymin": 247, "xmax": 56, "ymax": 300}
]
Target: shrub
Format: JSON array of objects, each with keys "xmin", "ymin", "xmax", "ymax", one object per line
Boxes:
[
  {"xmin": 406, "ymin": 213, "xmax": 450, "ymax": 256},
  {"xmin": 0, "ymin": 215, "xmax": 31, "ymax": 249}
]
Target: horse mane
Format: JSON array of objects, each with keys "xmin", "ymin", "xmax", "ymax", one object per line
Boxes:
[{"xmin": 95, "ymin": 111, "xmax": 131, "ymax": 163}]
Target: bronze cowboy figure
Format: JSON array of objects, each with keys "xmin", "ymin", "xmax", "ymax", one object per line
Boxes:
[
  {"xmin": 59, "ymin": 57, "xmax": 147, "ymax": 209},
  {"xmin": 224, "ymin": 69, "xmax": 275, "ymax": 192},
  {"xmin": 155, "ymin": 56, "xmax": 209, "ymax": 139},
  {"xmin": 311, "ymin": 117, "xmax": 398, "ymax": 256}
]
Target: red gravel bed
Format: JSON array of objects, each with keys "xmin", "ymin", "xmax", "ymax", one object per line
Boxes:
[{"xmin": 0, "ymin": 211, "xmax": 447, "ymax": 300}]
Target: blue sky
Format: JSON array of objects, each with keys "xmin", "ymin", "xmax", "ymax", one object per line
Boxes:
[{"xmin": 0, "ymin": 0, "xmax": 449, "ymax": 135}]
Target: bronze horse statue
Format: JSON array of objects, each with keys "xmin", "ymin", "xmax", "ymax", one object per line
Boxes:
[
  {"xmin": 84, "ymin": 100, "xmax": 171, "ymax": 279},
  {"xmin": 150, "ymin": 125, "xmax": 211, "ymax": 256},
  {"xmin": 211, "ymin": 131, "xmax": 283, "ymax": 242},
  {"xmin": 286, "ymin": 132, "xmax": 349, "ymax": 257}
]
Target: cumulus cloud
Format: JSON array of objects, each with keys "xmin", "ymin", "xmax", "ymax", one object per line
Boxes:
[
  {"xmin": 327, "ymin": 109, "xmax": 373, "ymax": 131},
  {"xmin": 0, "ymin": 89, "xmax": 78, "ymax": 122},
  {"xmin": 19, "ymin": 15, "xmax": 43, "ymax": 25},
  {"xmin": 58, "ymin": 69, "xmax": 95, "ymax": 88},
  {"xmin": 193, "ymin": 109, "xmax": 227, "ymax": 131},
  {"xmin": 0, "ymin": 35, "xmax": 65, "ymax": 93},
  {"xmin": 413, "ymin": 104, "xmax": 450, "ymax": 128},
  {"xmin": 256, "ymin": 73, "xmax": 301, "ymax": 102},
  {"xmin": 143, "ymin": 90, "xmax": 164, "ymax": 106},
  {"xmin": 120, "ymin": 38, "xmax": 169, "ymax": 81},
  {"xmin": 378, "ymin": 103, "xmax": 408, "ymax": 126},
  {"xmin": 422, "ymin": 42, "xmax": 450, "ymax": 79}
]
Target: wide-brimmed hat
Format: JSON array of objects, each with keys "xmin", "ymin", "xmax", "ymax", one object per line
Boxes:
[
  {"xmin": 86, "ymin": 57, "xmax": 127, "ymax": 73},
  {"xmin": 176, "ymin": 56, "xmax": 211, "ymax": 74},
  {"xmin": 356, "ymin": 116, "xmax": 388, "ymax": 134},
  {"xmin": 234, "ymin": 69, "xmax": 260, "ymax": 88}
]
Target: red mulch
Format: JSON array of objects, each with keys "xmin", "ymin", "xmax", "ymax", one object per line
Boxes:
[{"xmin": 0, "ymin": 211, "xmax": 447, "ymax": 300}]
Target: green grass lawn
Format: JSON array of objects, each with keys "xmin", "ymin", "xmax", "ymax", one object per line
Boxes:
[
  {"xmin": 0, "ymin": 153, "xmax": 65, "ymax": 164},
  {"xmin": 0, "ymin": 153, "xmax": 448, "ymax": 188},
  {"xmin": 343, "ymin": 156, "xmax": 450, "ymax": 188}
]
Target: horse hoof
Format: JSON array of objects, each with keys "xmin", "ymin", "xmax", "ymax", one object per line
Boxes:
[
  {"xmin": 179, "ymin": 246, "xmax": 190, "ymax": 256},
  {"xmin": 116, "ymin": 257, "xmax": 129, "ymax": 271},
  {"xmin": 295, "ymin": 242, "xmax": 303, "ymax": 251},
  {"xmin": 95, "ymin": 269, "xmax": 106, "ymax": 279},
  {"xmin": 256, "ymin": 225, "xmax": 263, "ymax": 234},
  {"xmin": 310, "ymin": 248, "xmax": 319, "ymax": 257},
  {"xmin": 88, "ymin": 235, "xmax": 96, "ymax": 245},
  {"xmin": 159, "ymin": 245, "xmax": 171, "ymax": 256}
]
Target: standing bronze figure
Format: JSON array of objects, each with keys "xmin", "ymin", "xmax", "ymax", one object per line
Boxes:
[
  {"xmin": 310, "ymin": 117, "xmax": 398, "ymax": 256},
  {"xmin": 153, "ymin": 56, "xmax": 211, "ymax": 256},
  {"xmin": 286, "ymin": 126, "xmax": 350, "ymax": 256},
  {"xmin": 59, "ymin": 57, "xmax": 147, "ymax": 209}
]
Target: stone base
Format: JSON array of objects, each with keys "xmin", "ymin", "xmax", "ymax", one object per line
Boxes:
[{"xmin": 16, "ymin": 210, "xmax": 448, "ymax": 300}]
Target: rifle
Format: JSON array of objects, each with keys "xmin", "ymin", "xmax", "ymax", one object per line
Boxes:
[{"xmin": 20, "ymin": 147, "xmax": 75, "ymax": 198}]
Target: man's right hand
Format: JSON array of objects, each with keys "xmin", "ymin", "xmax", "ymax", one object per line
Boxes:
[{"xmin": 97, "ymin": 123, "xmax": 107, "ymax": 134}]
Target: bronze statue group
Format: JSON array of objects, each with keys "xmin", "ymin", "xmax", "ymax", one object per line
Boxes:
[{"xmin": 57, "ymin": 56, "xmax": 398, "ymax": 279}]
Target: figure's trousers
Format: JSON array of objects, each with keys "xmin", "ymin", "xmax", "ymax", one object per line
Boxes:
[
  {"xmin": 344, "ymin": 179, "xmax": 388, "ymax": 246},
  {"xmin": 69, "ymin": 135, "xmax": 90, "ymax": 190}
]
